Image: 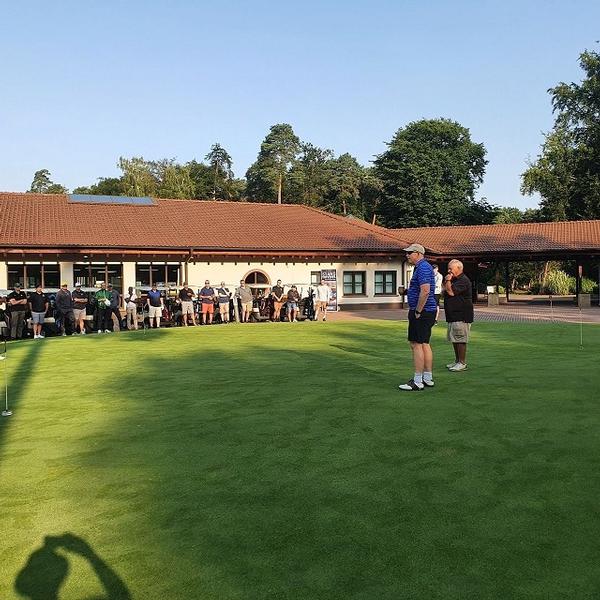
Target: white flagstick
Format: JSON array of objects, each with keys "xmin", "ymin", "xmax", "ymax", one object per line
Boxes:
[
  {"xmin": 579, "ymin": 306, "xmax": 584, "ymax": 349},
  {"xmin": 1, "ymin": 340, "xmax": 10, "ymax": 417}
]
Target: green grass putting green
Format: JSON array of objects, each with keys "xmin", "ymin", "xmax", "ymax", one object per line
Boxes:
[{"xmin": 1, "ymin": 320, "xmax": 599, "ymax": 599}]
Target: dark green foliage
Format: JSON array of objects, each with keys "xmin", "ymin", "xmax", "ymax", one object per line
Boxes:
[
  {"xmin": 28, "ymin": 169, "xmax": 68, "ymax": 194},
  {"xmin": 72, "ymin": 177, "xmax": 125, "ymax": 196},
  {"xmin": 522, "ymin": 50, "xmax": 600, "ymax": 221},
  {"xmin": 245, "ymin": 123, "xmax": 301, "ymax": 203},
  {"xmin": 373, "ymin": 118, "xmax": 488, "ymax": 228}
]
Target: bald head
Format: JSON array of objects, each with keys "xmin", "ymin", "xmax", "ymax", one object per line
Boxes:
[{"xmin": 448, "ymin": 260, "xmax": 464, "ymax": 276}]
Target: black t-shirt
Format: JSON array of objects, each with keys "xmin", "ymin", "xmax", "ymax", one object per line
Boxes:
[
  {"xmin": 72, "ymin": 290, "xmax": 88, "ymax": 305},
  {"xmin": 443, "ymin": 273, "xmax": 474, "ymax": 323},
  {"xmin": 28, "ymin": 292, "xmax": 48, "ymax": 313},
  {"xmin": 179, "ymin": 288, "xmax": 194, "ymax": 301},
  {"xmin": 272, "ymin": 286, "xmax": 284, "ymax": 300},
  {"xmin": 7, "ymin": 291, "xmax": 28, "ymax": 311}
]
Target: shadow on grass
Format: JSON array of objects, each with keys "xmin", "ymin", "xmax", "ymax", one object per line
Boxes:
[
  {"xmin": 14, "ymin": 533, "xmax": 130, "ymax": 599},
  {"xmin": 0, "ymin": 341, "xmax": 43, "ymax": 459}
]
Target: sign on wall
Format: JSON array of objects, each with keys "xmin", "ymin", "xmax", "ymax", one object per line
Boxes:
[{"xmin": 320, "ymin": 269, "xmax": 338, "ymax": 311}]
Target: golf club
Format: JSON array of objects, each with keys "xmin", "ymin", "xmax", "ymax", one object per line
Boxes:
[{"xmin": 2, "ymin": 339, "xmax": 11, "ymax": 417}]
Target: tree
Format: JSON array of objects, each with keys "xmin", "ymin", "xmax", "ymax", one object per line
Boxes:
[
  {"xmin": 522, "ymin": 49, "xmax": 600, "ymax": 220},
  {"xmin": 246, "ymin": 123, "xmax": 300, "ymax": 203},
  {"xmin": 287, "ymin": 143, "xmax": 333, "ymax": 206},
  {"xmin": 373, "ymin": 118, "xmax": 487, "ymax": 228},
  {"xmin": 205, "ymin": 143, "xmax": 234, "ymax": 199},
  {"xmin": 118, "ymin": 157, "xmax": 158, "ymax": 197},
  {"xmin": 28, "ymin": 169, "xmax": 68, "ymax": 194},
  {"xmin": 73, "ymin": 177, "xmax": 124, "ymax": 196}
]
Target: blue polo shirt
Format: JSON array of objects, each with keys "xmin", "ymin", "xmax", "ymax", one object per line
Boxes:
[{"xmin": 407, "ymin": 259, "xmax": 437, "ymax": 312}]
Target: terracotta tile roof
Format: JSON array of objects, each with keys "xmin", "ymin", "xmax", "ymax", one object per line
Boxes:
[
  {"xmin": 393, "ymin": 221, "xmax": 600, "ymax": 256},
  {"xmin": 0, "ymin": 192, "xmax": 407, "ymax": 254}
]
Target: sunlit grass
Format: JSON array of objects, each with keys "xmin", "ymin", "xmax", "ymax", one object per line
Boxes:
[{"xmin": 1, "ymin": 321, "xmax": 599, "ymax": 599}]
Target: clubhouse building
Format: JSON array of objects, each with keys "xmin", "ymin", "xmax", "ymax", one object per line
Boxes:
[{"xmin": 1, "ymin": 192, "xmax": 599, "ymax": 307}]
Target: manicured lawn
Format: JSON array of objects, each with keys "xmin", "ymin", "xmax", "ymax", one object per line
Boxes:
[{"xmin": 1, "ymin": 320, "xmax": 599, "ymax": 599}]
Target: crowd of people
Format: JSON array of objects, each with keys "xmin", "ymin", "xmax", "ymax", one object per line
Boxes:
[{"xmin": 0, "ymin": 278, "xmax": 334, "ymax": 341}]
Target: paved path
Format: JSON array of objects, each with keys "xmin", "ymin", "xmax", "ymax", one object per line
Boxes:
[{"xmin": 327, "ymin": 305, "xmax": 600, "ymax": 324}]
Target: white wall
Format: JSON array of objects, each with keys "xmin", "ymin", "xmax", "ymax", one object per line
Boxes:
[{"xmin": 2, "ymin": 259, "xmax": 411, "ymax": 307}]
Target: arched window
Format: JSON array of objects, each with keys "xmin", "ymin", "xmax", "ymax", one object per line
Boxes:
[{"xmin": 244, "ymin": 271, "xmax": 269, "ymax": 285}]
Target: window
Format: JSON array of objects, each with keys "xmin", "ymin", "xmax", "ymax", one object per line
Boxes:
[
  {"xmin": 135, "ymin": 263, "xmax": 181, "ymax": 287},
  {"xmin": 311, "ymin": 271, "xmax": 321, "ymax": 285},
  {"xmin": 343, "ymin": 271, "xmax": 366, "ymax": 295},
  {"xmin": 375, "ymin": 271, "xmax": 397, "ymax": 295},
  {"xmin": 74, "ymin": 263, "xmax": 123, "ymax": 290},
  {"xmin": 7, "ymin": 263, "xmax": 60, "ymax": 288},
  {"xmin": 244, "ymin": 271, "xmax": 269, "ymax": 285}
]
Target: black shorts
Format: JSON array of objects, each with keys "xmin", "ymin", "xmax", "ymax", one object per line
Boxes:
[
  {"xmin": 407, "ymin": 309, "xmax": 436, "ymax": 344},
  {"xmin": 434, "ymin": 294, "xmax": 441, "ymax": 306}
]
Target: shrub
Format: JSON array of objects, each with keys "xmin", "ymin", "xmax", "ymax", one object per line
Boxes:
[
  {"xmin": 544, "ymin": 270, "xmax": 573, "ymax": 295},
  {"xmin": 580, "ymin": 277, "xmax": 598, "ymax": 294}
]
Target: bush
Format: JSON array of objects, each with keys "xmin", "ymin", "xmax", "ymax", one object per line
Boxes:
[
  {"xmin": 544, "ymin": 270, "xmax": 573, "ymax": 295},
  {"xmin": 581, "ymin": 277, "xmax": 598, "ymax": 294}
]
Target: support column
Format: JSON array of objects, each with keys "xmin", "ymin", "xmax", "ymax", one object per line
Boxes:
[
  {"xmin": 122, "ymin": 261, "xmax": 136, "ymax": 293},
  {"xmin": 59, "ymin": 262, "xmax": 74, "ymax": 286},
  {"xmin": 504, "ymin": 261, "xmax": 510, "ymax": 303},
  {"xmin": 0, "ymin": 262, "xmax": 7, "ymax": 289},
  {"xmin": 575, "ymin": 259, "xmax": 582, "ymax": 304}
]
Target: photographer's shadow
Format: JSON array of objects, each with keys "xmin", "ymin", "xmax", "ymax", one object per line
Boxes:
[{"xmin": 15, "ymin": 533, "xmax": 131, "ymax": 600}]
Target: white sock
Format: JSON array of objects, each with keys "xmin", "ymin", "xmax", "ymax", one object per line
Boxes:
[
  {"xmin": 423, "ymin": 371, "xmax": 433, "ymax": 382},
  {"xmin": 414, "ymin": 373, "xmax": 423, "ymax": 385}
]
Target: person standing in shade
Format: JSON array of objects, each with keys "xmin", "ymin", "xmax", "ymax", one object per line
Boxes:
[
  {"xmin": 199, "ymin": 280, "xmax": 216, "ymax": 325},
  {"xmin": 72, "ymin": 283, "xmax": 88, "ymax": 334},
  {"xmin": 217, "ymin": 282, "xmax": 231, "ymax": 323},
  {"xmin": 235, "ymin": 281, "xmax": 254, "ymax": 323},
  {"xmin": 443, "ymin": 259, "xmax": 474, "ymax": 372},
  {"xmin": 286, "ymin": 285, "xmax": 300, "ymax": 322},
  {"xmin": 398, "ymin": 244, "xmax": 438, "ymax": 392},
  {"xmin": 179, "ymin": 282, "xmax": 196, "ymax": 326},
  {"xmin": 106, "ymin": 284, "xmax": 122, "ymax": 332},
  {"xmin": 146, "ymin": 283, "xmax": 163, "ymax": 329},
  {"xmin": 271, "ymin": 279, "xmax": 284, "ymax": 322},
  {"xmin": 56, "ymin": 283, "xmax": 75, "ymax": 337},
  {"xmin": 7, "ymin": 283, "xmax": 27, "ymax": 340},
  {"xmin": 315, "ymin": 279, "xmax": 332, "ymax": 322},
  {"xmin": 125, "ymin": 286, "xmax": 138, "ymax": 330},
  {"xmin": 433, "ymin": 264, "xmax": 443, "ymax": 323},
  {"xmin": 95, "ymin": 282, "xmax": 112, "ymax": 333},
  {"xmin": 28, "ymin": 284, "xmax": 49, "ymax": 339}
]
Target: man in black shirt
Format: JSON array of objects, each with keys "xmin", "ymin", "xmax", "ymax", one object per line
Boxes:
[
  {"xmin": 28, "ymin": 285, "xmax": 49, "ymax": 339},
  {"xmin": 178, "ymin": 283, "xmax": 196, "ymax": 326},
  {"xmin": 7, "ymin": 283, "xmax": 28, "ymax": 340},
  {"xmin": 271, "ymin": 279, "xmax": 284, "ymax": 322},
  {"xmin": 72, "ymin": 283, "xmax": 89, "ymax": 334},
  {"xmin": 55, "ymin": 283, "xmax": 75, "ymax": 336},
  {"xmin": 443, "ymin": 260, "xmax": 474, "ymax": 372}
]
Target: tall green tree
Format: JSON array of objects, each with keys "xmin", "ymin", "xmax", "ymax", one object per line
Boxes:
[
  {"xmin": 118, "ymin": 157, "xmax": 157, "ymax": 197},
  {"xmin": 373, "ymin": 118, "xmax": 488, "ymax": 228},
  {"xmin": 205, "ymin": 143, "xmax": 234, "ymax": 200},
  {"xmin": 287, "ymin": 143, "xmax": 333, "ymax": 206},
  {"xmin": 246, "ymin": 123, "xmax": 300, "ymax": 203},
  {"xmin": 28, "ymin": 169, "xmax": 68, "ymax": 194},
  {"xmin": 521, "ymin": 50, "xmax": 600, "ymax": 221}
]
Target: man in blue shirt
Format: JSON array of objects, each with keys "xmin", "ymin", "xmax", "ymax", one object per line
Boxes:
[{"xmin": 399, "ymin": 243, "xmax": 438, "ymax": 392}]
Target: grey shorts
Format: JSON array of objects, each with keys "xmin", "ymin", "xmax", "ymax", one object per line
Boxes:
[
  {"xmin": 31, "ymin": 312, "xmax": 46, "ymax": 325},
  {"xmin": 447, "ymin": 321, "xmax": 471, "ymax": 343},
  {"xmin": 287, "ymin": 302, "xmax": 298, "ymax": 311},
  {"xmin": 73, "ymin": 308, "xmax": 86, "ymax": 321}
]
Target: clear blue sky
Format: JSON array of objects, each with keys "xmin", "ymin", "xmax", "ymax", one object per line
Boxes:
[{"xmin": 1, "ymin": 0, "xmax": 598, "ymax": 209}]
